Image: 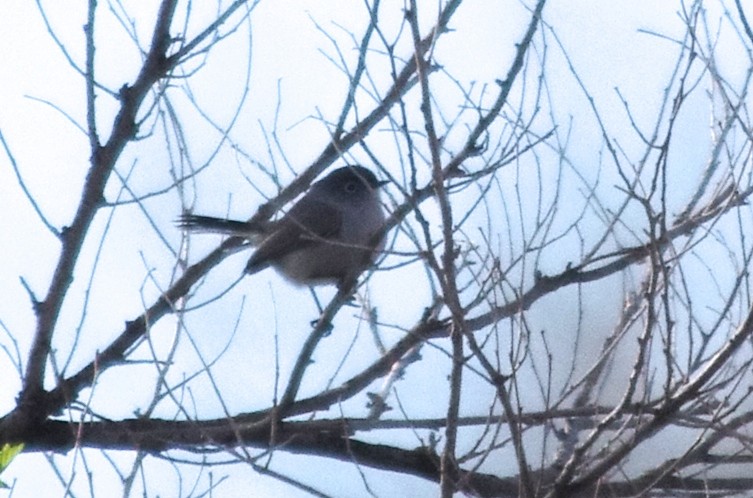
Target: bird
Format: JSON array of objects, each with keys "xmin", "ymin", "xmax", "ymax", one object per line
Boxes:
[{"xmin": 178, "ymin": 165, "xmax": 388, "ymax": 289}]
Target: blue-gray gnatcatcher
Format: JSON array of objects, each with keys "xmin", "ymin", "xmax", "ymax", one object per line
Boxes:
[{"xmin": 179, "ymin": 165, "xmax": 388, "ymax": 288}]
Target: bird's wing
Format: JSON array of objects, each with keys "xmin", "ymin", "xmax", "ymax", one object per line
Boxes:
[{"xmin": 245, "ymin": 200, "xmax": 341, "ymax": 274}]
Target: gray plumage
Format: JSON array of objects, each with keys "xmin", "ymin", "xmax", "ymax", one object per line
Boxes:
[{"xmin": 178, "ymin": 165, "xmax": 387, "ymax": 287}]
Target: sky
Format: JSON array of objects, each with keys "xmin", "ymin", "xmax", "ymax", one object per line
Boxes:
[{"xmin": 0, "ymin": 0, "xmax": 746, "ymax": 496}]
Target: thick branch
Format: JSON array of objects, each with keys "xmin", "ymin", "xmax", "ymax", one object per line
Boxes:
[
  {"xmin": 16, "ymin": 414, "xmax": 752, "ymax": 498},
  {"xmin": 16, "ymin": 417, "xmax": 517, "ymax": 497}
]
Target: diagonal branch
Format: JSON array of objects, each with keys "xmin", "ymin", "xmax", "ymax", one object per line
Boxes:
[
  {"xmin": 18, "ymin": 0, "xmax": 180, "ymax": 425},
  {"xmin": 273, "ymin": 188, "xmax": 751, "ymax": 421},
  {"xmin": 560, "ymin": 298, "xmax": 753, "ymax": 496},
  {"xmin": 4, "ymin": 0, "xmax": 469, "ymax": 429}
]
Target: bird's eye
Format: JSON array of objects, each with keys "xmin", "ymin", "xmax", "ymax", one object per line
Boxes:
[{"xmin": 344, "ymin": 181, "xmax": 358, "ymax": 193}]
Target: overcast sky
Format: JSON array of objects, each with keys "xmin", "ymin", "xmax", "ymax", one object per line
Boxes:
[{"xmin": 0, "ymin": 1, "xmax": 742, "ymax": 496}]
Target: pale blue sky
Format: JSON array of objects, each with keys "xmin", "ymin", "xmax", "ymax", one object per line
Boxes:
[{"xmin": 0, "ymin": 1, "xmax": 746, "ymax": 496}]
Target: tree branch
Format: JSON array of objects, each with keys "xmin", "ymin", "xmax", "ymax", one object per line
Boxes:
[{"xmin": 17, "ymin": 0, "xmax": 181, "ymax": 428}]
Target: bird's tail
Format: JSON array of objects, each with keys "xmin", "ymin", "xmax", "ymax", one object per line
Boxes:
[{"xmin": 177, "ymin": 214, "xmax": 265, "ymax": 240}]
